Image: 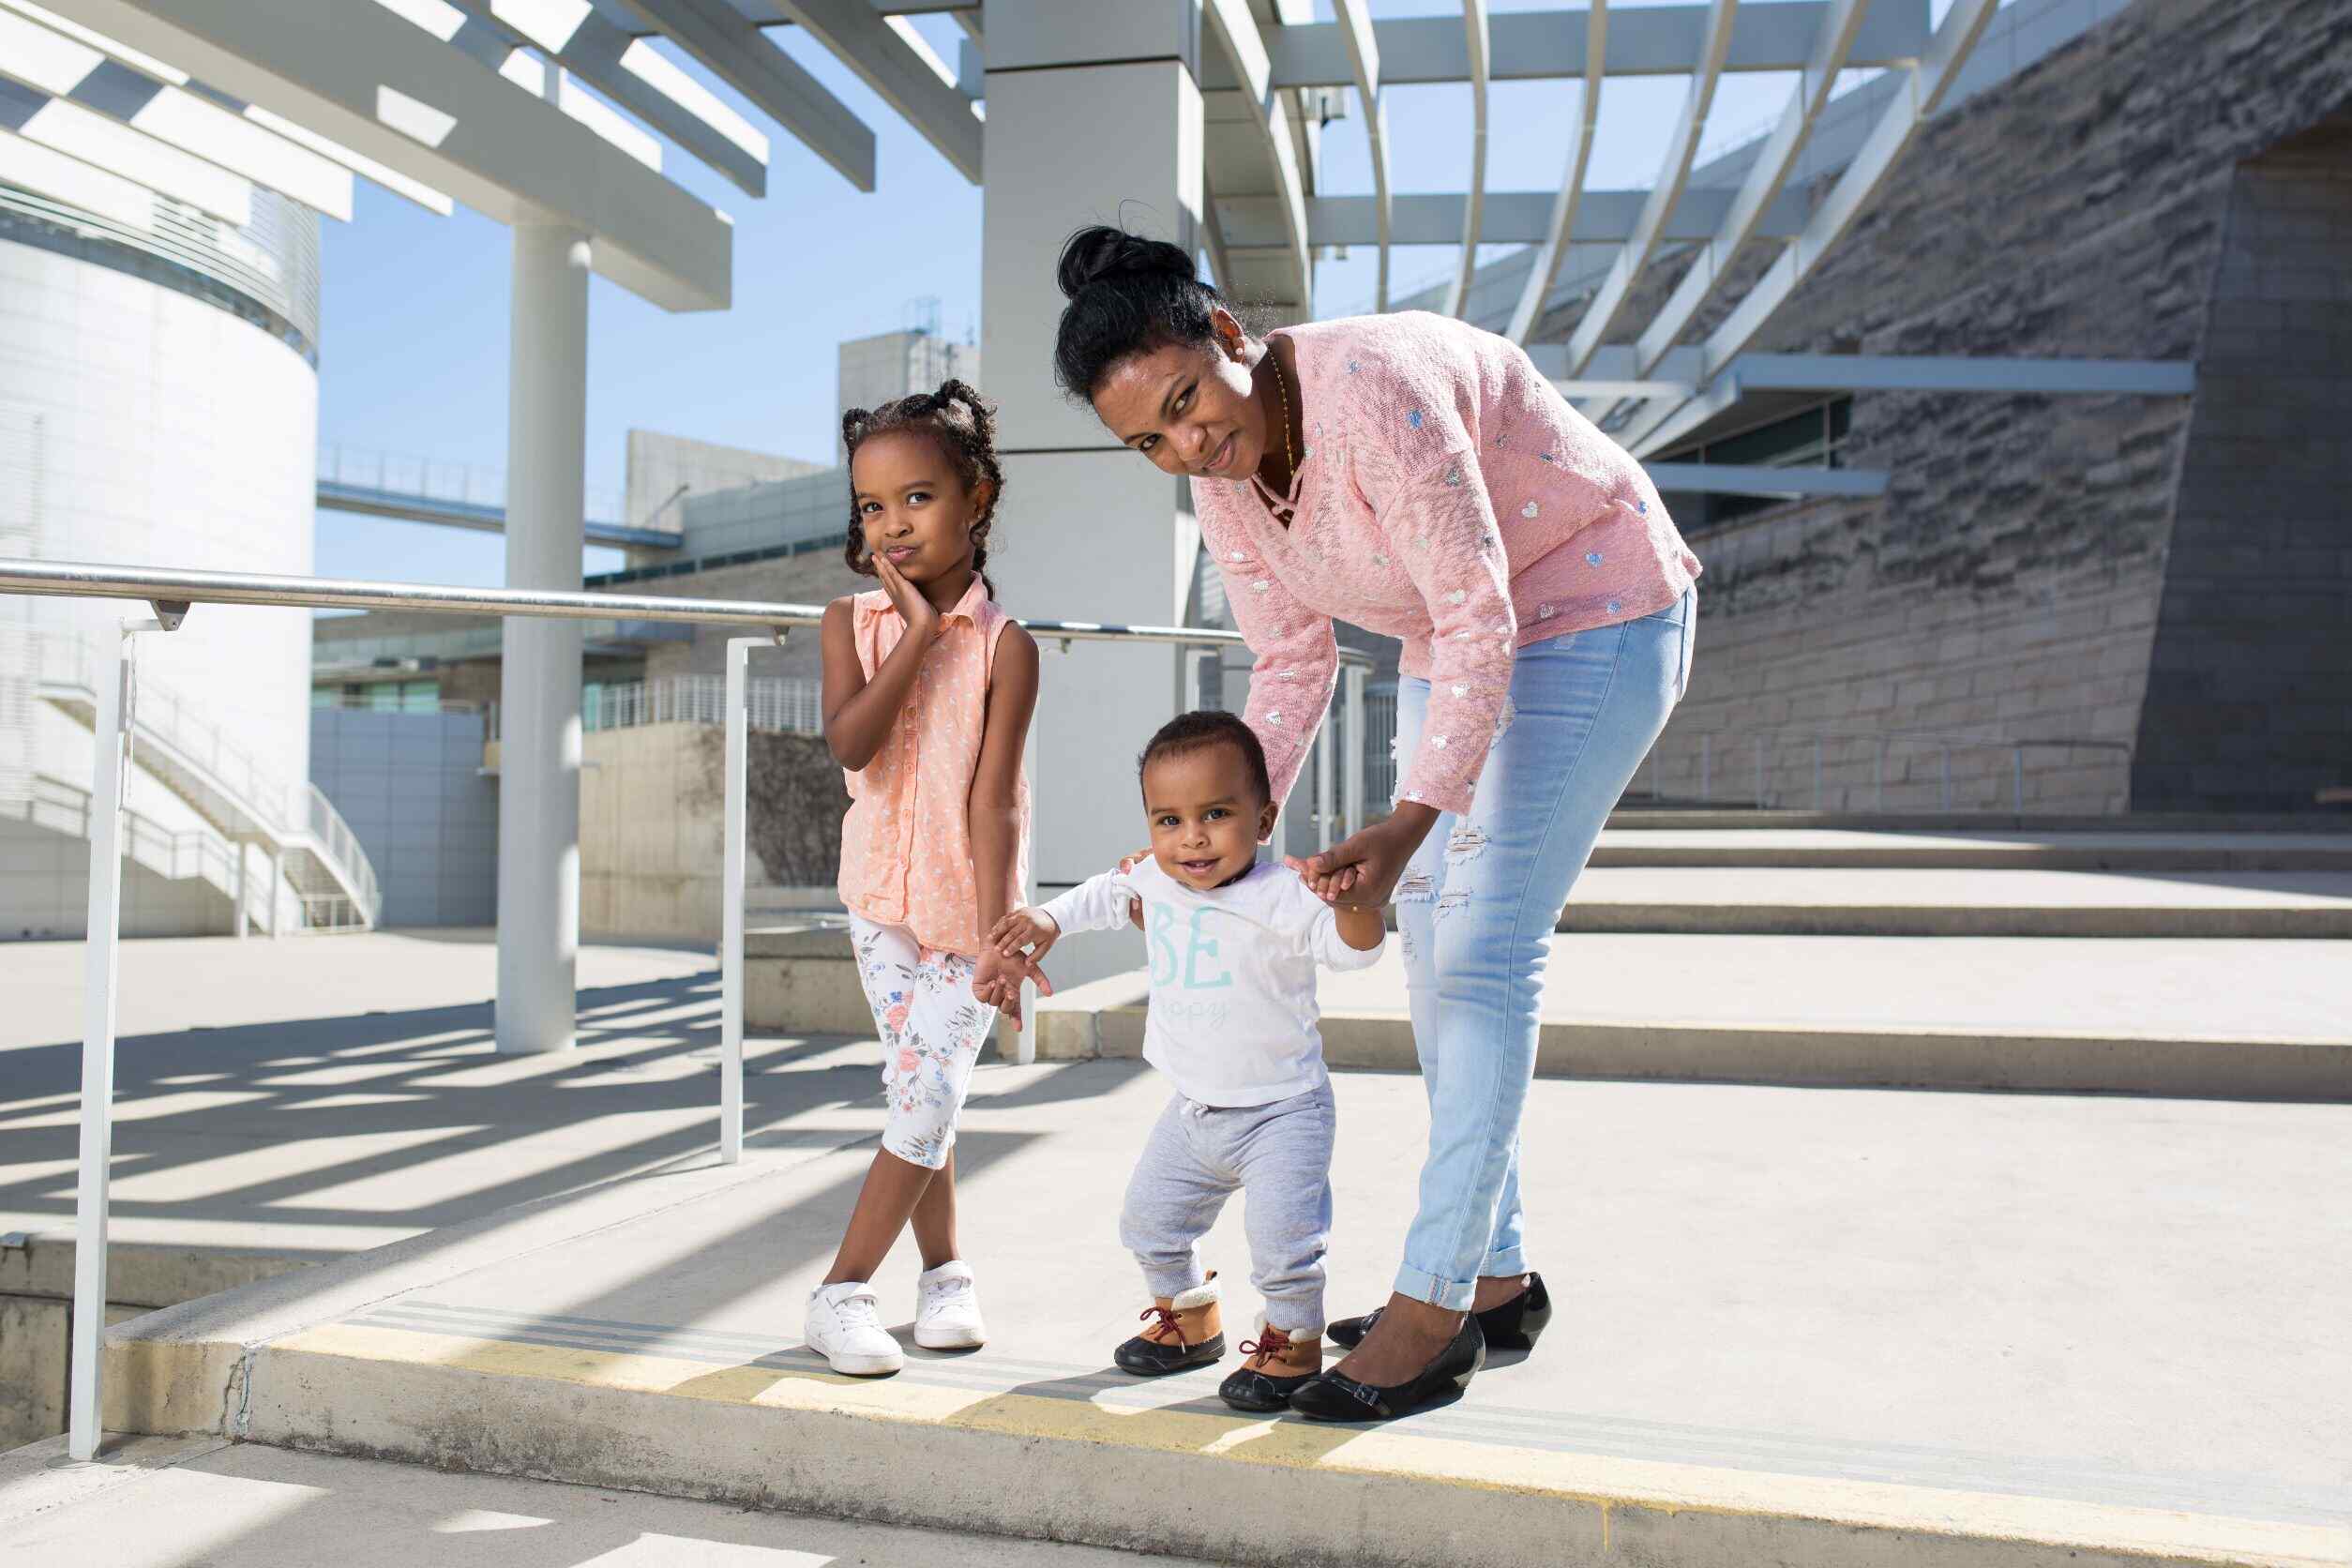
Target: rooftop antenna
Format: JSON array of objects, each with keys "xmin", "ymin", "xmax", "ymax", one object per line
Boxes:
[{"xmin": 903, "ymin": 294, "xmax": 942, "ymax": 339}]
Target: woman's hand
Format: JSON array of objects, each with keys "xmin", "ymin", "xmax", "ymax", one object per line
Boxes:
[
  {"xmin": 1116, "ymin": 849, "xmax": 1152, "ymax": 928},
  {"xmin": 872, "ymin": 552, "xmax": 942, "ymax": 643},
  {"xmin": 972, "ymin": 947, "xmax": 1050, "ymax": 1026},
  {"xmin": 1286, "ymin": 806, "xmax": 1439, "ymax": 908},
  {"xmin": 988, "ymin": 906, "xmax": 1062, "ymax": 964}
]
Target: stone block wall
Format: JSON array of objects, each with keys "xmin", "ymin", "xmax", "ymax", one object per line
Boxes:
[{"xmin": 1633, "ymin": 0, "xmax": 2352, "ymax": 813}]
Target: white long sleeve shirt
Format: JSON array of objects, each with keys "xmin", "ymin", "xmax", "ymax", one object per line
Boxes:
[{"xmin": 1039, "ymin": 859, "xmax": 1385, "ymax": 1108}]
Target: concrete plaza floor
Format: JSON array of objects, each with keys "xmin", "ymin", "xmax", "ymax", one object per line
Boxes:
[
  {"xmin": 6, "ymin": 932, "xmax": 2345, "ymax": 1563},
  {"xmin": 0, "ymin": 1434, "xmax": 1225, "ymax": 1566}
]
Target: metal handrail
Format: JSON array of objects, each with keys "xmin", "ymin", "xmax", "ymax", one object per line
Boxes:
[{"xmin": 0, "ymin": 559, "xmax": 1374, "ymax": 667}]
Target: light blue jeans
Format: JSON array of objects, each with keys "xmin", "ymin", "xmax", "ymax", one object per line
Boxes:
[{"xmin": 1390, "ymin": 588, "xmax": 1695, "ymax": 1309}]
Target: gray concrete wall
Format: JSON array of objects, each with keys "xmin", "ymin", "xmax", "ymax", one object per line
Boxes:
[
  {"xmin": 309, "ymin": 709, "xmax": 496, "ymax": 928},
  {"xmin": 1593, "ymin": 0, "xmax": 2352, "ymax": 814},
  {"xmin": 2133, "ymin": 108, "xmax": 2352, "ymax": 811}
]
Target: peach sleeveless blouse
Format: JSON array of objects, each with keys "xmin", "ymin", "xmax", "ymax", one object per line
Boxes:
[{"xmin": 836, "ymin": 579, "xmax": 1030, "ymax": 957}]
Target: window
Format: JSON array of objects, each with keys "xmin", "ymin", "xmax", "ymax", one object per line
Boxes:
[{"xmin": 1655, "ymin": 397, "xmax": 1852, "ymax": 533}]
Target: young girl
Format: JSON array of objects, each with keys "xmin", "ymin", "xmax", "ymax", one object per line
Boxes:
[{"xmin": 809, "ymin": 380, "xmax": 1042, "ymax": 1377}]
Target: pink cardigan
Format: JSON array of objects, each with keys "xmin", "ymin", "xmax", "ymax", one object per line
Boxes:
[{"xmin": 1194, "ymin": 312, "xmax": 1701, "ymax": 817}]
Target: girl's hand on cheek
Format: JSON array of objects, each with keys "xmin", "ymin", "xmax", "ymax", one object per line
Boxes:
[{"xmin": 873, "ymin": 553, "xmax": 942, "ymax": 641}]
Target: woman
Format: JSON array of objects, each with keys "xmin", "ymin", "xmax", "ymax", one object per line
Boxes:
[{"xmin": 1052, "ymin": 226, "xmax": 1700, "ymax": 1423}]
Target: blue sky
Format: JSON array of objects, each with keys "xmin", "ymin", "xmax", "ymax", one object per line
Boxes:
[{"xmin": 314, "ymin": 1, "xmax": 1919, "ymax": 588}]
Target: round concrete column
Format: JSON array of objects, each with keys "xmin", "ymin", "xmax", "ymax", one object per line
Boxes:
[{"xmin": 495, "ymin": 226, "xmax": 590, "ymax": 1053}]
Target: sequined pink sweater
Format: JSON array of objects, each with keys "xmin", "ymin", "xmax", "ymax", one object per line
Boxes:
[{"xmin": 1195, "ymin": 312, "xmax": 1702, "ymax": 817}]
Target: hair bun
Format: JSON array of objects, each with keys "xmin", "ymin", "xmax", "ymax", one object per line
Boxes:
[{"xmin": 1055, "ymin": 225, "xmax": 1195, "ymax": 300}]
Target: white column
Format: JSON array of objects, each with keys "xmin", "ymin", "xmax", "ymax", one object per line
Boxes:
[
  {"xmin": 983, "ymin": 0, "xmax": 1204, "ymax": 990},
  {"xmin": 268, "ymin": 844, "xmax": 285, "ymax": 938},
  {"xmin": 495, "ymin": 225, "xmax": 589, "ymax": 1053}
]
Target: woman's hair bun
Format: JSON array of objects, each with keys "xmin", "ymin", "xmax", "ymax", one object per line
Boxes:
[{"xmin": 1055, "ymin": 225, "xmax": 1197, "ymax": 300}]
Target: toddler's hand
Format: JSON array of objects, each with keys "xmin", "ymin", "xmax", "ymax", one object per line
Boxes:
[
  {"xmin": 988, "ymin": 906, "xmax": 1061, "ymax": 962},
  {"xmin": 973, "ymin": 947, "xmax": 1050, "ymax": 1027}
]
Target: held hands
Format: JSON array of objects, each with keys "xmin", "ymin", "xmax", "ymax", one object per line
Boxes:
[
  {"xmin": 1285, "ymin": 808, "xmax": 1435, "ymax": 908},
  {"xmin": 988, "ymin": 906, "xmax": 1063, "ymax": 966},
  {"xmin": 972, "ymin": 945, "xmax": 1050, "ymax": 1027},
  {"xmin": 872, "ymin": 553, "xmax": 942, "ymax": 643}
]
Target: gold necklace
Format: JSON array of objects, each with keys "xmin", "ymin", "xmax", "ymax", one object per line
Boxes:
[{"xmin": 1268, "ymin": 347, "xmax": 1298, "ymax": 481}]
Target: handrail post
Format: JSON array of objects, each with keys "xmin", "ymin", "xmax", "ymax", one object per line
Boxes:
[
  {"xmin": 1876, "ymin": 739, "xmax": 1887, "ymax": 810},
  {"xmin": 2013, "ymin": 746, "xmax": 2024, "ymax": 814},
  {"xmin": 1812, "ymin": 736, "xmax": 1822, "ymax": 810},
  {"xmin": 1314, "ymin": 708, "xmax": 1336, "ymax": 853},
  {"xmin": 1754, "ymin": 735, "xmax": 1765, "ymax": 808},
  {"xmin": 719, "ymin": 637, "xmax": 757, "ymax": 1166},
  {"xmin": 1700, "ymin": 733, "xmax": 1711, "ymax": 803},
  {"xmin": 1940, "ymin": 746, "xmax": 1952, "ymax": 811},
  {"xmin": 70, "ymin": 622, "xmax": 145, "ymax": 1462},
  {"xmin": 1342, "ymin": 664, "xmax": 1367, "ymax": 837}
]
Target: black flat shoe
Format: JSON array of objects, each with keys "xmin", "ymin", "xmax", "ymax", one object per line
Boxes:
[
  {"xmin": 1289, "ymin": 1316, "xmax": 1485, "ymax": 1424},
  {"xmin": 1328, "ymin": 1272, "xmax": 1552, "ymax": 1353},
  {"xmin": 1115, "ymin": 1330, "xmax": 1225, "ymax": 1376},
  {"xmin": 1218, "ymin": 1364, "xmax": 1318, "ymax": 1412}
]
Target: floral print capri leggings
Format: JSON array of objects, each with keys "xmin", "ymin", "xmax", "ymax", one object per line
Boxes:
[{"xmin": 848, "ymin": 915, "xmax": 998, "ymax": 1170}]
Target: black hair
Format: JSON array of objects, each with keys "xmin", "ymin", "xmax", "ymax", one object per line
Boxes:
[
  {"xmin": 1052, "ymin": 224, "xmax": 1228, "ymax": 402},
  {"xmin": 1138, "ymin": 709, "xmax": 1273, "ymax": 806},
  {"xmin": 841, "ymin": 379, "xmax": 1005, "ymax": 596}
]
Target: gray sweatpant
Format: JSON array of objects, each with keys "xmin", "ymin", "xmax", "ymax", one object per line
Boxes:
[{"xmin": 1118, "ymin": 1082, "xmax": 1336, "ymax": 1335}]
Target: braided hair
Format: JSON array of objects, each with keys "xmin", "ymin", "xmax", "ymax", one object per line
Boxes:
[{"xmin": 840, "ymin": 378, "xmax": 1005, "ymax": 598}]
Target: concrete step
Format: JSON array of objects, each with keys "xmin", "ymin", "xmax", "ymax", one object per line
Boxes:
[
  {"xmin": 89, "ymin": 1065, "xmax": 2352, "ymax": 1568},
  {"xmin": 1554, "ymin": 867, "xmax": 2352, "ymax": 937},
  {"xmin": 1036, "ymin": 934, "xmax": 2351, "ymax": 1100},
  {"xmin": 1586, "ymin": 827, "xmax": 2352, "ymax": 871}
]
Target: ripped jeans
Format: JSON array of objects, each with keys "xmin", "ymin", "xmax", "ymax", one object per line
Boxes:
[{"xmin": 1389, "ymin": 588, "xmax": 1695, "ymax": 1310}]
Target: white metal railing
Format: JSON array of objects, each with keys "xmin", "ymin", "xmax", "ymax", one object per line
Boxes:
[
  {"xmin": 490, "ymin": 673, "xmax": 825, "ymax": 741},
  {"xmin": 33, "ymin": 628, "xmax": 382, "ymax": 929},
  {"xmin": 0, "ymin": 556, "xmax": 1373, "ymax": 1467},
  {"xmin": 0, "ymin": 776, "xmax": 269, "ymax": 930}
]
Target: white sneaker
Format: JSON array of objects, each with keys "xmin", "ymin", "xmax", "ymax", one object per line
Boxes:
[
  {"xmin": 914, "ymin": 1260, "xmax": 988, "ymax": 1349},
  {"xmin": 804, "ymin": 1281, "xmax": 903, "ymax": 1376}
]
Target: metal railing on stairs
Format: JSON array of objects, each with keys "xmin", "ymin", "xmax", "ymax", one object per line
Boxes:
[
  {"xmin": 0, "ymin": 556, "xmax": 1372, "ymax": 1467},
  {"xmin": 29, "ymin": 628, "xmax": 381, "ymax": 932}
]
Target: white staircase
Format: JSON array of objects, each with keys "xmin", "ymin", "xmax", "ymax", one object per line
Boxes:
[{"xmin": 29, "ymin": 630, "xmax": 380, "ymax": 931}]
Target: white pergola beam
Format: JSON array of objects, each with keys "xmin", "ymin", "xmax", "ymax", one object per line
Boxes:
[
  {"xmin": 1632, "ymin": 0, "xmax": 1864, "ymax": 373},
  {"xmin": 1202, "ymin": 0, "xmax": 1310, "ymax": 310},
  {"xmin": 1737, "ymin": 354, "xmax": 2200, "ymax": 396},
  {"xmin": 1221, "ymin": 0, "xmax": 1925, "ymax": 90},
  {"xmin": 1621, "ymin": 0, "xmax": 2000, "ymax": 455},
  {"xmin": 1507, "ymin": 0, "xmax": 1605, "ymax": 344},
  {"xmin": 244, "ymin": 102, "xmax": 455, "ymax": 215},
  {"xmin": 1329, "ymin": 0, "xmax": 1387, "ymax": 309},
  {"xmin": 1446, "ymin": 0, "xmax": 1488, "ymax": 319},
  {"xmin": 45, "ymin": 0, "xmax": 731, "ymax": 309},
  {"xmin": 1561, "ymin": 0, "xmax": 1739, "ymax": 375},
  {"xmin": 452, "ymin": 0, "xmax": 769, "ymax": 195},
  {"xmin": 1643, "ymin": 462, "xmax": 1888, "ymax": 498},
  {"xmin": 0, "ymin": 4, "xmax": 352, "ymax": 216},
  {"xmin": 614, "ymin": 0, "xmax": 875, "ymax": 191},
  {"xmin": 1242, "ymin": 185, "xmax": 1805, "ymax": 250},
  {"xmin": 0, "ymin": 79, "xmax": 249, "ymax": 221},
  {"xmin": 769, "ymin": 0, "xmax": 978, "ymax": 182}
]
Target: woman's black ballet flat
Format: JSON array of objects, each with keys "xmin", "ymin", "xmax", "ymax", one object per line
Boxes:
[
  {"xmin": 1218, "ymin": 1364, "xmax": 1319, "ymax": 1412},
  {"xmin": 1480, "ymin": 1271, "xmax": 1552, "ymax": 1352},
  {"xmin": 1327, "ymin": 1272, "xmax": 1552, "ymax": 1353},
  {"xmin": 1289, "ymin": 1317, "xmax": 1485, "ymax": 1424},
  {"xmin": 1114, "ymin": 1331, "xmax": 1225, "ymax": 1377}
]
